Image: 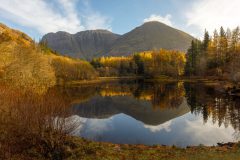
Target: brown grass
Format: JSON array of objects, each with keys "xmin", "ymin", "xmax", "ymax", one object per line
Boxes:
[{"xmin": 0, "ymin": 85, "xmax": 78, "ymax": 160}]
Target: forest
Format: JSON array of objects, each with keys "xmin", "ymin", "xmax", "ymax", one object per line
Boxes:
[
  {"xmin": 185, "ymin": 27, "xmax": 240, "ymax": 82},
  {"xmin": 91, "ymin": 50, "xmax": 186, "ymax": 78}
]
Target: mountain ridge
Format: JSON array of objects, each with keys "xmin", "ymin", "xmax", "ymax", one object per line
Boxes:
[
  {"xmin": 42, "ymin": 29, "xmax": 120, "ymax": 59},
  {"xmin": 42, "ymin": 21, "xmax": 195, "ymax": 59}
]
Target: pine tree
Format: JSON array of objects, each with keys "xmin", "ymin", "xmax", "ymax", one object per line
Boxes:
[
  {"xmin": 133, "ymin": 54, "xmax": 144, "ymax": 75},
  {"xmin": 211, "ymin": 29, "xmax": 219, "ymax": 67},
  {"xmin": 202, "ymin": 29, "xmax": 210, "ymax": 52},
  {"xmin": 185, "ymin": 40, "xmax": 201, "ymax": 76},
  {"xmin": 219, "ymin": 27, "xmax": 228, "ymax": 65},
  {"xmin": 231, "ymin": 27, "xmax": 240, "ymax": 54}
]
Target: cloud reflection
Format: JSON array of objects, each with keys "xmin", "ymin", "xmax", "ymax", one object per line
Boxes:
[{"xmin": 143, "ymin": 120, "xmax": 172, "ymax": 133}]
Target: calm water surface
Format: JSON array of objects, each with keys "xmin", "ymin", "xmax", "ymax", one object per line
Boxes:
[{"xmin": 64, "ymin": 80, "xmax": 240, "ymax": 147}]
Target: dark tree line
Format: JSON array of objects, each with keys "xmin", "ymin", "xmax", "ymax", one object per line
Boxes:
[{"xmin": 185, "ymin": 27, "xmax": 240, "ymax": 81}]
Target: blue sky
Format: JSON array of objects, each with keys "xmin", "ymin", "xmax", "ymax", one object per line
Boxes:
[{"xmin": 0, "ymin": 0, "xmax": 239, "ymax": 40}]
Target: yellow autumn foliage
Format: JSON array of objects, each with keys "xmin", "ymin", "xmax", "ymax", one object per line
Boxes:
[
  {"xmin": 92, "ymin": 49, "xmax": 186, "ymax": 77},
  {"xmin": 0, "ymin": 23, "xmax": 97, "ymax": 94}
]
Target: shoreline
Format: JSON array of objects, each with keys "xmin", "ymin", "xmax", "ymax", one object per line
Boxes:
[
  {"xmin": 64, "ymin": 76, "xmax": 239, "ymax": 96},
  {"xmin": 66, "ymin": 76, "xmax": 236, "ymax": 90},
  {"xmin": 66, "ymin": 76, "xmax": 144, "ymax": 85},
  {"xmin": 66, "ymin": 136, "xmax": 240, "ymax": 160}
]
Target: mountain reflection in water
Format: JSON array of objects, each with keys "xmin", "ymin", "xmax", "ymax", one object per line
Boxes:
[{"xmin": 58, "ymin": 80, "xmax": 240, "ymax": 146}]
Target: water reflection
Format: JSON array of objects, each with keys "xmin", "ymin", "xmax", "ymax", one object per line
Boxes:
[
  {"xmin": 58, "ymin": 80, "xmax": 240, "ymax": 146},
  {"xmin": 184, "ymin": 83, "xmax": 240, "ymax": 133},
  {"xmin": 72, "ymin": 82, "xmax": 188, "ymax": 125}
]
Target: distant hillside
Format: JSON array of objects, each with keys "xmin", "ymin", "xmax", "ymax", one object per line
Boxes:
[
  {"xmin": 42, "ymin": 21, "xmax": 194, "ymax": 59},
  {"xmin": 41, "ymin": 30, "xmax": 120, "ymax": 59},
  {"xmin": 107, "ymin": 21, "xmax": 194, "ymax": 56}
]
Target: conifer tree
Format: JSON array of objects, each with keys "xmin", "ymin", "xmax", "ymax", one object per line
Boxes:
[
  {"xmin": 219, "ymin": 27, "xmax": 228, "ymax": 65},
  {"xmin": 231, "ymin": 27, "xmax": 240, "ymax": 54},
  {"xmin": 202, "ymin": 29, "xmax": 210, "ymax": 52}
]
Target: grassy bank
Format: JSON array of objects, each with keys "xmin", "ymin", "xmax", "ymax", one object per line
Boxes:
[
  {"xmin": 43, "ymin": 137, "xmax": 240, "ymax": 160},
  {"xmin": 7, "ymin": 133, "xmax": 240, "ymax": 160}
]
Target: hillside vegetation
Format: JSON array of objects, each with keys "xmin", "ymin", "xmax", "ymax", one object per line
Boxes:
[{"xmin": 0, "ymin": 23, "xmax": 97, "ymax": 93}]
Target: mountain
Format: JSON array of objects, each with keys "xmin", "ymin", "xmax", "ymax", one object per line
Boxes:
[
  {"xmin": 42, "ymin": 21, "xmax": 194, "ymax": 59},
  {"xmin": 107, "ymin": 21, "xmax": 194, "ymax": 56},
  {"xmin": 41, "ymin": 30, "xmax": 120, "ymax": 59}
]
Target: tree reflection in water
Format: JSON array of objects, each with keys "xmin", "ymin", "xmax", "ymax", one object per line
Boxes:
[
  {"xmin": 63, "ymin": 80, "xmax": 239, "ymax": 135},
  {"xmin": 184, "ymin": 82, "xmax": 240, "ymax": 134}
]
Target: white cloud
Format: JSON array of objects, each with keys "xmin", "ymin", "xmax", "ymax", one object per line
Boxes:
[
  {"xmin": 143, "ymin": 14, "xmax": 173, "ymax": 26},
  {"xmin": 186, "ymin": 0, "xmax": 240, "ymax": 33},
  {"xmin": 0, "ymin": 0, "xmax": 111, "ymax": 34},
  {"xmin": 81, "ymin": 0, "xmax": 112, "ymax": 31},
  {"xmin": 143, "ymin": 120, "xmax": 172, "ymax": 133},
  {"xmin": 85, "ymin": 13, "xmax": 112, "ymax": 31}
]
